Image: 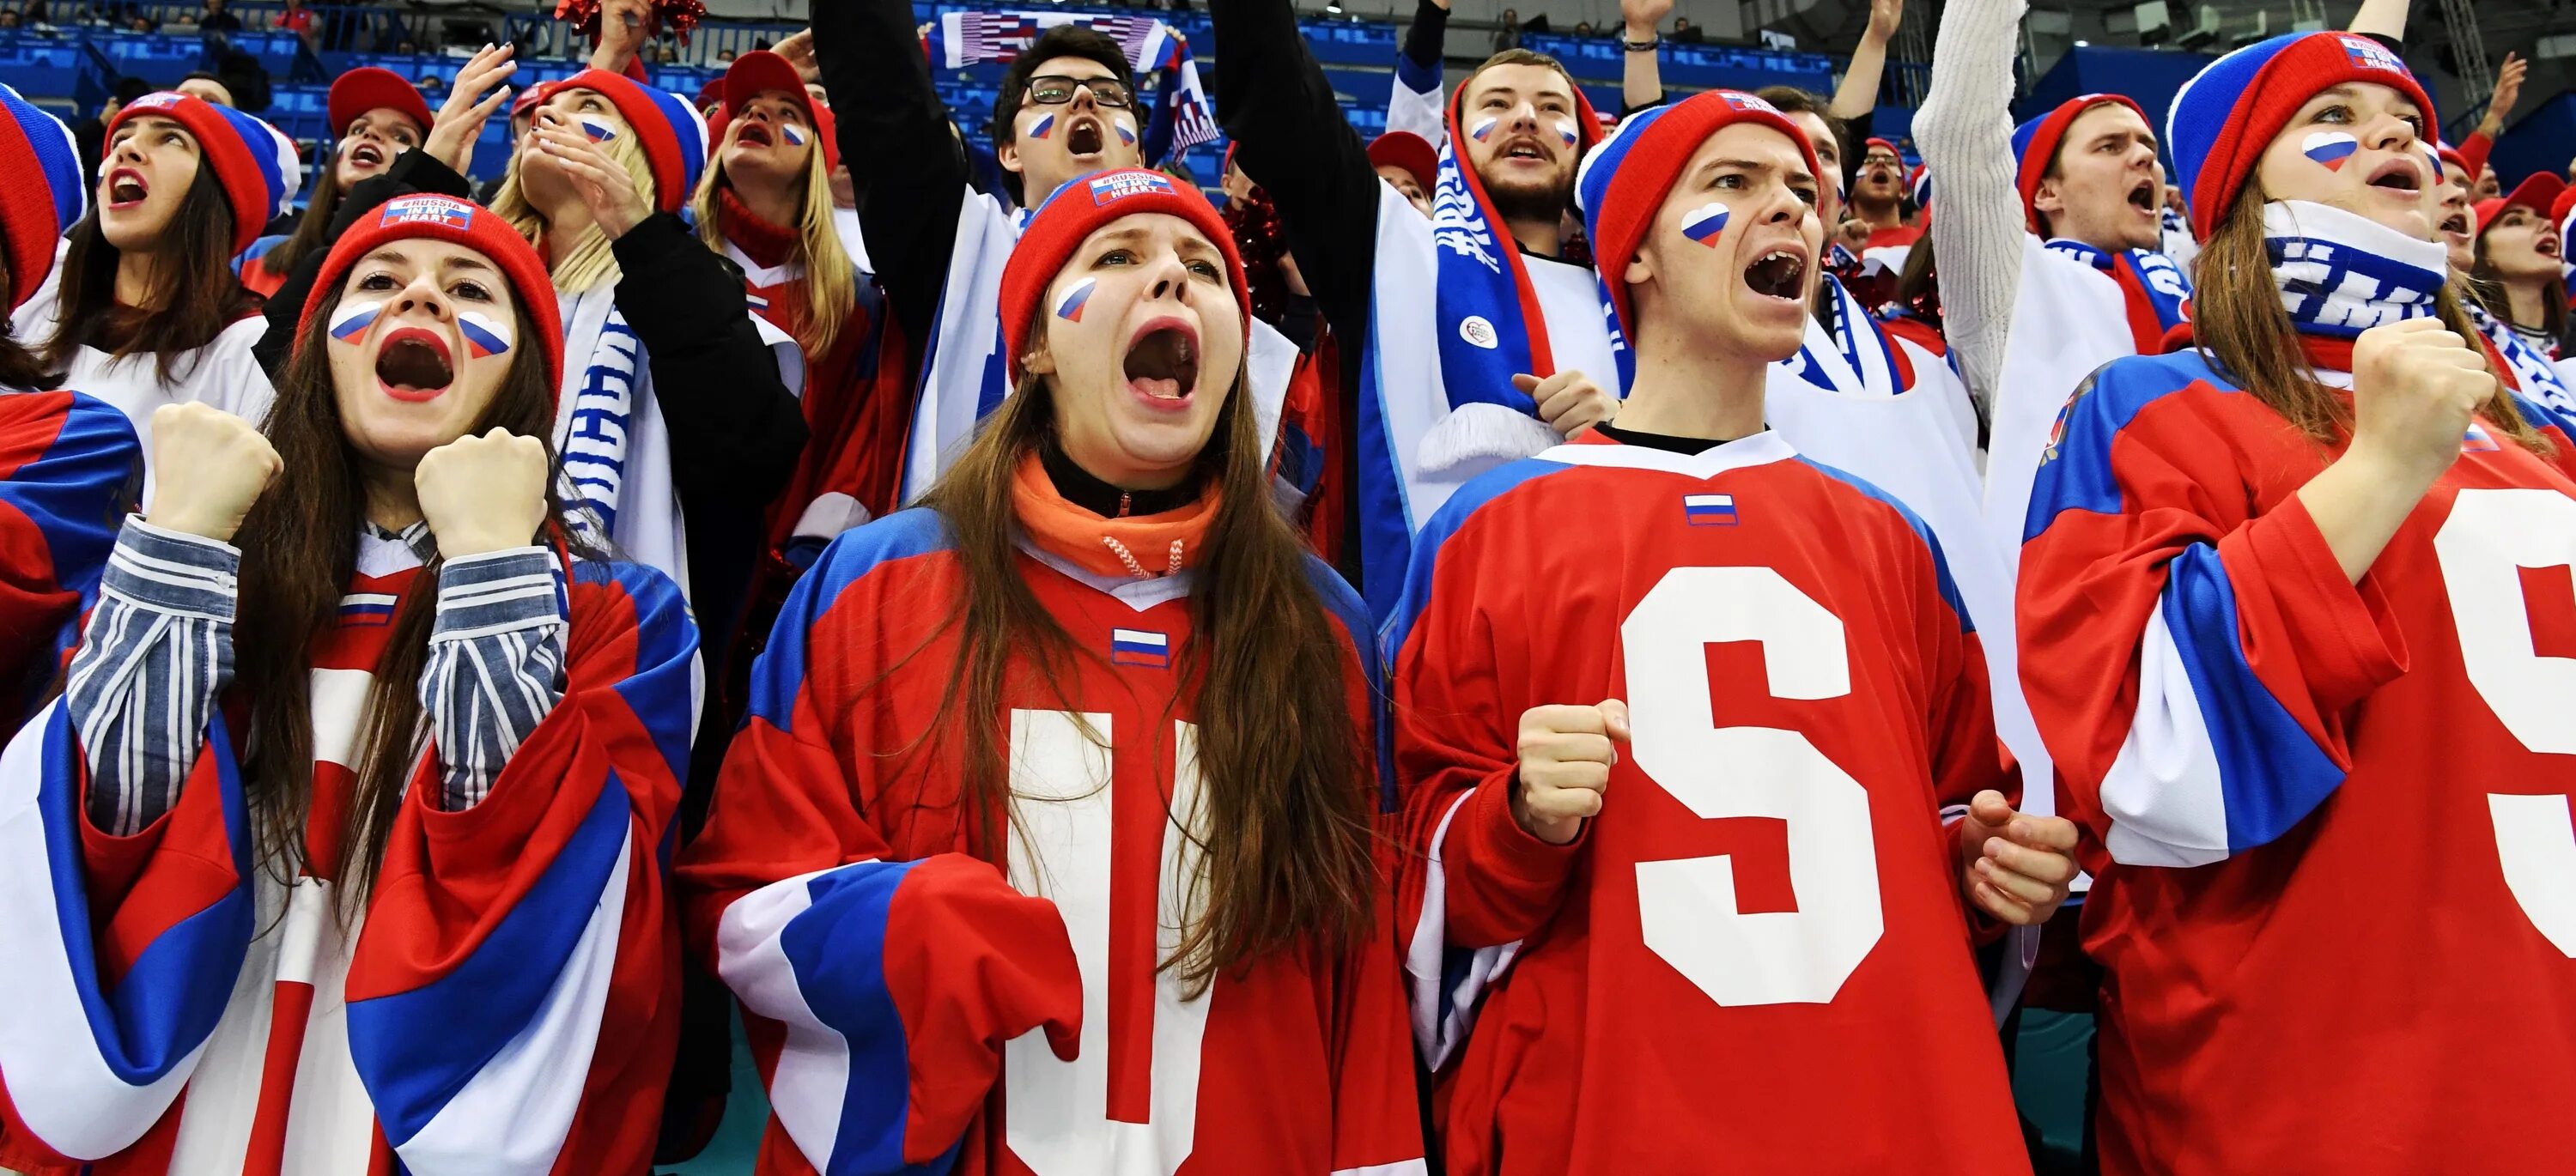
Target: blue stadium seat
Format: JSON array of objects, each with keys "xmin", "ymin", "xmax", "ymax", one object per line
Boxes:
[{"xmin": 93, "ymin": 30, "xmax": 207, "ymax": 88}]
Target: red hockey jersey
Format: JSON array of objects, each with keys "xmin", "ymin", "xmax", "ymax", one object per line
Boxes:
[
  {"xmin": 1385, "ymin": 431, "xmax": 2027, "ymax": 1175},
  {"xmin": 0, "ymin": 391, "xmax": 136, "ymax": 732},
  {"xmin": 2019, "ymin": 346, "xmax": 2576, "ymax": 1173},
  {"xmin": 676, "ymin": 506, "xmax": 1425, "ymax": 1176}
]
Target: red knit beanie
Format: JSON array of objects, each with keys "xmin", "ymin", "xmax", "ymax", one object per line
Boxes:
[
  {"xmin": 296, "ymin": 194, "xmax": 565, "ymax": 409},
  {"xmin": 1575, "ymin": 89, "xmax": 1822, "ymax": 341},
  {"xmin": 532, "ymin": 69, "xmax": 708, "ymax": 215},
  {"xmin": 104, "ymin": 92, "xmax": 298, "ymax": 255},
  {"xmin": 2167, "ymin": 32, "xmax": 2437, "ymax": 241},
  {"xmin": 998, "ymin": 168, "xmax": 1249, "ymax": 381},
  {"xmin": 2010, "ymin": 94, "xmax": 2149, "ymax": 236}
]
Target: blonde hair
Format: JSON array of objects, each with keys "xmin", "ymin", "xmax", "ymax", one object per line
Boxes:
[
  {"xmin": 690, "ymin": 116, "xmax": 857, "ymax": 356},
  {"xmin": 489, "ymin": 115, "xmax": 659, "ymax": 294}
]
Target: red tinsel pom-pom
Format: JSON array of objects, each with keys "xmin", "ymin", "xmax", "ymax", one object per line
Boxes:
[{"xmin": 555, "ymin": 0, "xmax": 706, "ymax": 45}]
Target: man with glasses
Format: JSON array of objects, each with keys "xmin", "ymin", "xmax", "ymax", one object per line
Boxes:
[{"xmin": 811, "ymin": 5, "xmax": 1304, "ymax": 506}]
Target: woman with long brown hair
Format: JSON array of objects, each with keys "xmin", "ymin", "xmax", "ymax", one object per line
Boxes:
[
  {"xmin": 2018, "ymin": 32, "xmax": 2576, "ymax": 1172},
  {"xmin": 677, "ymin": 169, "xmax": 1423, "ymax": 1176},
  {"xmin": 0, "ymin": 194, "xmax": 695, "ymax": 1174},
  {"xmin": 2467, "ymin": 173, "xmax": 2573, "ymax": 365},
  {"xmin": 39, "ymin": 90, "xmax": 293, "ymax": 457}
]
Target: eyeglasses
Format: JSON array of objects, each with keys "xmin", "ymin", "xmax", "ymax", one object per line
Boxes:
[{"xmin": 1023, "ymin": 75, "xmax": 1133, "ymax": 109}]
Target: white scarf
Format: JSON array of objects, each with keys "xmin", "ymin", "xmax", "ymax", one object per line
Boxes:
[{"xmin": 2263, "ymin": 200, "xmax": 2445, "ymax": 338}]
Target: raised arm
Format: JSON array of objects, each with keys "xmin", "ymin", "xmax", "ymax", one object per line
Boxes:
[
  {"xmin": 2345, "ymin": 0, "xmax": 2407, "ymax": 42},
  {"xmin": 1618, "ymin": 0, "xmax": 1674, "ymax": 112},
  {"xmin": 1210, "ymin": 0, "xmax": 1385, "ymax": 346},
  {"xmin": 811, "ymin": 0, "xmax": 969, "ymax": 347},
  {"xmin": 1913, "ymin": 0, "xmax": 2027, "ymax": 404},
  {"xmin": 1388, "ymin": 0, "xmax": 1449, "ymax": 141},
  {"xmin": 1831, "ymin": 0, "xmax": 1901, "ymax": 122}
]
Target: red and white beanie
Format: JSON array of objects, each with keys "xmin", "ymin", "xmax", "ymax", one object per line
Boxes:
[
  {"xmin": 2167, "ymin": 32, "xmax": 2436, "ymax": 240},
  {"xmin": 2009, "ymin": 93, "xmax": 2149, "ymax": 235},
  {"xmin": 296, "ymin": 193, "xmax": 565, "ymax": 408},
  {"xmin": 103, "ymin": 91, "xmax": 300, "ymax": 255},
  {"xmin": 534, "ymin": 69, "xmax": 709, "ymax": 214},
  {"xmin": 998, "ymin": 168, "xmax": 1248, "ymax": 380}
]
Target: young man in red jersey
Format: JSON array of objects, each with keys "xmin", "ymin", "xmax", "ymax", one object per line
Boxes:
[{"xmin": 1386, "ymin": 88, "xmax": 2079, "ymax": 1173}]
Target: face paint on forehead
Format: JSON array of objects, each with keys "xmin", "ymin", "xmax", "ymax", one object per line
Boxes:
[
  {"xmin": 1681, "ymin": 202, "xmax": 1731, "ymax": 246},
  {"xmin": 2302, "ymin": 130, "xmax": 2359, "ymax": 172},
  {"xmin": 457, "ymin": 309, "xmax": 513, "ymax": 359},
  {"xmin": 330, "ymin": 299, "xmax": 386, "ymax": 342},
  {"xmin": 1056, "ymin": 277, "xmax": 1096, "ymax": 322}
]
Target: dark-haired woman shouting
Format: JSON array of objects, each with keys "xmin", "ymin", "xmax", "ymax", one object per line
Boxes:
[
  {"xmin": 678, "ymin": 170, "xmax": 1425, "ymax": 1176},
  {"xmin": 39, "ymin": 91, "xmax": 293, "ymax": 464},
  {"xmin": 0, "ymin": 195, "xmax": 694, "ymax": 1175},
  {"xmin": 2020, "ymin": 32, "xmax": 2576, "ymax": 1173}
]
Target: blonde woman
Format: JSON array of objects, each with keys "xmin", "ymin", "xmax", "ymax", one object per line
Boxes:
[{"xmin": 484, "ymin": 66, "xmax": 807, "ymax": 688}]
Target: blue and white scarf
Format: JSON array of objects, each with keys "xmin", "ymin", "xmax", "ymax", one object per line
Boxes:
[
  {"xmin": 927, "ymin": 11, "xmax": 1218, "ymax": 164},
  {"xmin": 2263, "ymin": 199, "xmax": 2445, "ymax": 337},
  {"xmin": 1782, "ymin": 273, "xmax": 1905, "ymax": 397},
  {"xmin": 1428, "ymin": 126, "xmax": 1560, "ymax": 421},
  {"xmin": 2468, "ymin": 300, "xmax": 2576, "ymax": 415},
  {"xmin": 2044, "ymin": 238, "xmax": 2194, "ymax": 336}
]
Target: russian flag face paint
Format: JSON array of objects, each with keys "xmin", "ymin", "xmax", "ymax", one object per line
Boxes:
[
  {"xmin": 1469, "ymin": 117, "xmax": 1498, "ymax": 142},
  {"xmin": 1680, "ymin": 202, "xmax": 1731, "ymax": 246},
  {"xmin": 2302, "ymin": 130, "xmax": 2360, "ymax": 172},
  {"xmin": 780, "ymin": 122, "xmax": 808, "ymax": 148},
  {"xmin": 1553, "ymin": 118, "xmax": 1577, "ymax": 149},
  {"xmin": 1115, "ymin": 123, "xmax": 1137, "ymax": 148},
  {"xmin": 1030, "ymin": 113, "xmax": 1057, "ymax": 141},
  {"xmin": 577, "ymin": 114, "xmax": 619, "ymax": 143},
  {"xmin": 329, "ymin": 299, "xmax": 384, "ymax": 343},
  {"xmin": 1055, "ymin": 277, "xmax": 1096, "ymax": 323},
  {"xmin": 457, "ymin": 310, "xmax": 513, "ymax": 360}
]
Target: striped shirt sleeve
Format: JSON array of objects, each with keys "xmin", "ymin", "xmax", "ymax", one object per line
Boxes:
[
  {"xmin": 419, "ymin": 546, "xmax": 569, "ymax": 812},
  {"xmin": 64, "ymin": 516, "xmax": 240, "ymax": 837}
]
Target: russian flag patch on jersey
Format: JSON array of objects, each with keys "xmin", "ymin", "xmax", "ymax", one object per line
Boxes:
[
  {"xmin": 1681, "ymin": 202, "xmax": 1731, "ymax": 246},
  {"xmin": 1110, "ymin": 627, "xmax": 1170, "ymax": 669},
  {"xmin": 1683, "ymin": 493, "xmax": 1738, "ymax": 526},
  {"xmin": 2301, "ymin": 131, "xmax": 2359, "ymax": 172},
  {"xmin": 340, "ymin": 591, "xmax": 398, "ymax": 626}
]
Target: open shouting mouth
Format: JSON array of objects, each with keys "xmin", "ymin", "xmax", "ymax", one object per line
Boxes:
[
  {"xmin": 1743, "ymin": 242, "xmax": 1809, "ymax": 301},
  {"xmin": 1123, "ymin": 317, "xmax": 1200, "ymax": 409},
  {"xmin": 376, "ymin": 326, "xmax": 454, "ymax": 403},
  {"xmin": 105, "ymin": 167, "xmax": 148, "ymax": 209}
]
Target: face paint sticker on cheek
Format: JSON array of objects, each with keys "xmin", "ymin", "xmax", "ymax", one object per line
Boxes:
[
  {"xmin": 1030, "ymin": 114, "xmax": 1057, "ymax": 141},
  {"xmin": 780, "ymin": 122, "xmax": 807, "ymax": 148},
  {"xmin": 1681, "ymin": 202, "xmax": 1731, "ymax": 246},
  {"xmin": 1553, "ymin": 118, "xmax": 1578, "ymax": 149},
  {"xmin": 2302, "ymin": 130, "xmax": 2359, "ymax": 172},
  {"xmin": 577, "ymin": 115, "xmax": 619, "ymax": 142},
  {"xmin": 1055, "ymin": 277, "xmax": 1096, "ymax": 323},
  {"xmin": 329, "ymin": 299, "xmax": 386, "ymax": 343},
  {"xmin": 457, "ymin": 309, "xmax": 513, "ymax": 359},
  {"xmin": 1469, "ymin": 117, "xmax": 1498, "ymax": 142},
  {"xmin": 1116, "ymin": 123, "xmax": 1137, "ymax": 148}
]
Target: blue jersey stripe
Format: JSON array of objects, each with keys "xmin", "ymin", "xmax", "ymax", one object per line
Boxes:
[{"xmin": 2159, "ymin": 544, "xmax": 2347, "ymax": 852}]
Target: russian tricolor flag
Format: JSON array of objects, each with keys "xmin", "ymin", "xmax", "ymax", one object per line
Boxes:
[
  {"xmin": 1116, "ymin": 124, "xmax": 1137, "ymax": 147},
  {"xmin": 340, "ymin": 591, "xmax": 398, "ymax": 626},
  {"xmin": 781, "ymin": 123, "xmax": 807, "ymax": 147},
  {"xmin": 1681, "ymin": 202, "xmax": 1731, "ymax": 246},
  {"xmin": 329, "ymin": 300, "xmax": 381, "ymax": 343},
  {"xmin": 1469, "ymin": 117, "xmax": 1498, "ymax": 142},
  {"xmin": 1553, "ymin": 119, "xmax": 1577, "ymax": 148},
  {"xmin": 2301, "ymin": 131, "xmax": 2359, "ymax": 172},
  {"xmin": 457, "ymin": 310, "xmax": 512, "ymax": 360},
  {"xmin": 1055, "ymin": 277, "xmax": 1095, "ymax": 323},
  {"xmin": 577, "ymin": 115, "xmax": 620, "ymax": 143},
  {"xmin": 1683, "ymin": 493, "xmax": 1738, "ymax": 526},
  {"xmin": 1110, "ymin": 627, "xmax": 1170, "ymax": 669},
  {"xmin": 1030, "ymin": 114, "xmax": 1057, "ymax": 141},
  {"xmin": 2465, "ymin": 422, "xmax": 2500, "ymax": 452}
]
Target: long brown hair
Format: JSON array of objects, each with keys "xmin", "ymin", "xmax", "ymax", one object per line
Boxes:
[
  {"xmin": 2187, "ymin": 175, "xmax": 2543, "ymax": 452},
  {"xmin": 2470, "ymin": 232, "xmax": 2570, "ymax": 340},
  {"xmin": 42, "ymin": 161, "xmax": 257, "ymax": 382},
  {"xmin": 914, "ymin": 324, "xmax": 1377, "ymax": 992},
  {"xmin": 254, "ymin": 155, "xmax": 344, "ymax": 282},
  {"xmin": 229, "ymin": 270, "xmax": 580, "ymax": 913}
]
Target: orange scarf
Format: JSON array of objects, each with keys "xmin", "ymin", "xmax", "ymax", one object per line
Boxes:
[{"xmin": 1009, "ymin": 452, "xmax": 1219, "ymax": 579}]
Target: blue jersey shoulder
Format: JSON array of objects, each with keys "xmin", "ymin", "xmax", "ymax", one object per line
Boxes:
[
  {"xmin": 1381, "ymin": 454, "xmax": 1583, "ymax": 661},
  {"xmin": 2024, "ymin": 349, "xmax": 2239, "ymax": 544},
  {"xmin": 1791, "ymin": 456, "xmax": 1973, "ymax": 634}
]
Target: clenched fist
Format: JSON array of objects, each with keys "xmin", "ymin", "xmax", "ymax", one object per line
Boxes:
[
  {"xmin": 1514, "ymin": 370, "xmax": 1619, "ymax": 439},
  {"xmin": 415, "ymin": 427, "xmax": 550, "ymax": 560},
  {"xmin": 1513, "ymin": 700, "xmax": 1631, "ymax": 845},
  {"xmin": 144, "ymin": 403, "xmax": 280, "ymax": 543},
  {"xmin": 2349, "ymin": 317, "xmax": 2498, "ymax": 486},
  {"xmin": 1955, "ymin": 790, "xmax": 2080, "ymax": 926}
]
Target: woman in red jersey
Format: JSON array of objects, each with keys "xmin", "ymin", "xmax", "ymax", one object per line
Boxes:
[{"xmin": 677, "ymin": 168, "xmax": 1424, "ymax": 1176}]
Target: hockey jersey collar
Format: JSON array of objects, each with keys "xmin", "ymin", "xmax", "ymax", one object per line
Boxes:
[{"xmin": 1536, "ymin": 428, "xmax": 1797, "ymax": 482}]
